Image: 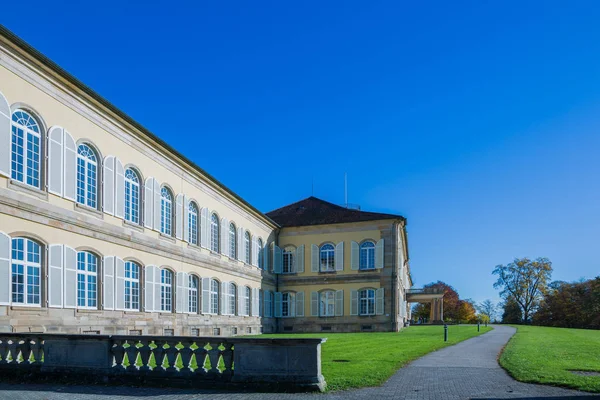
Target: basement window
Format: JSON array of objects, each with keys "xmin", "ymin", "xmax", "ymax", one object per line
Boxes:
[
  {"xmin": 321, "ymin": 326, "xmax": 332, "ymax": 331},
  {"xmin": 283, "ymin": 326, "xmax": 293, "ymax": 332},
  {"xmin": 361, "ymin": 325, "xmax": 373, "ymax": 331}
]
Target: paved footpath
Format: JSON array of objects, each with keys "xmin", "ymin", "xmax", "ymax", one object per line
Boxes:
[{"xmin": 0, "ymin": 325, "xmax": 597, "ymax": 399}]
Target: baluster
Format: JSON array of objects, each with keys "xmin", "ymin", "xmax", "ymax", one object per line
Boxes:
[
  {"xmin": 206, "ymin": 341, "xmax": 221, "ymax": 375},
  {"xmin": 0, "ymin": 337, "xmax": 8, "ymax": 365},
  {"xmin": 111, "ymin": 339, "xmax": 126, "ymax": 370},
  {"xmin": 18, "ymin": 338, "xmax": 32, "ymax": 364},
  {"xmin": 220, "ymin": 342, "xmax": 234, "ymax": 377},
  {"xmin": 138, "ymin": 340, "xmax": 153, "ymax": 372},
  {"xmin": 30, "ymin": 337, "xmax": 43, "ymax": 364},
  {"xmin": 125, "ymin": 340, "xmax": 139, "ymax": 371},
  {"xmin": 179, "ymin": 340, "xmax": 194, "ymax": 374},
  {"xmin": 6, "ymin": 338, "xmax": 18, "ymax": 364},
  {"xmin": 153, "ymin": 340, "xmax": 166, "ymax": 372},
  {"xmin": 164, "ymin": 340, "xmax": 179, "ymax": 373},
  {"xmin": 194, "ymin": 343, "xmax": 209, "ymax": 377}
]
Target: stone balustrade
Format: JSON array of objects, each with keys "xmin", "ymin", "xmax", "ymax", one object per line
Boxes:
[{"xmin": 0, "ymin": 333, "xmax": 326, "ymax": 392}]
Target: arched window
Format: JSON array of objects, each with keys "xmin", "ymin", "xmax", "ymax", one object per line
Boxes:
[
  {"xmin": 228, "ymin": 283, "xmax": 237, "ymax": 315},
  {"xmin": 283, "ymin": 246, "xmax": 295, "ymax": 274},
  {"xmin": 320, "ymin": 244, "xmax": 335, "ymax": 272},
  {"xmin": 160, "ymin": 187, "xmax": 173, "ymax": 236},
  {"xmin": 77, "ymin": 251, "xmax": 98, "ymax": 309},
  {"xmin": 160, "ymin": 269, "xmax": 173, "ymax": 312},
  {"xmin": 188, "ymin": 202, "xmax": 199, "ymax": 245},
  {"xmin": 229, "ymin": 223, "xmax": 236, "ymax": 258},
  {"xmin": 360, "ymin": 241, "xmax": 376, "ymax": 270},
  {"xmin": 124, "ymin": 261, "xmax": 140, "ymax": 311},
  {"xmin": 244, "ymin": 231, "xmax": 251, "ymax": 264},
  {"xmin": 210, "ymin": 279, "xmax": 219, "ymax": 314},
  {"xmin": 189, "ymin": 275, "xmax": 198, "ymax": 313},
  {"xmin": 257, "ymin": 238, "xmax": 264, "ymax": 269},
  {"xmin": 359, "ymin": 289, "xmax": 375, "ymax": 316},
  {"xmin": 244, "ymin": 286, "xmax": 251, "ymax": 316},
  {"xmin": 11, "ymin": 110, "xmax": 42, "ymax": 188},
  {"xmin": 210, "ymin": 213, "xmax": 219, "ymax": 252},
  {"xmin": 282, "ymin": 292, "xmax": 295, "ymax": 317},
  {"xmin": 124, "ymin": 169, "xmax": 140, "ymax": 224},
  {"xmin": 77, "ymin": 144, "xmax": 98, "ymax": 208},
  {"xmin": 319, "ymin": 290, "xmax": 335, "ymax": 317},
  {"xmin": 11, "ymin": 237, "xmax": 41, "ymax": 306}
]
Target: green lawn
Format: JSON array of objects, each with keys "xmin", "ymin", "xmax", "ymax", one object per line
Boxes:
[
  {"xmin": 500, "ymin": 325, "xmax": 600, "ymax": 393},
  {"xmin": 261, "ymin": 325, "xmax": 491, "ymax": 391}
]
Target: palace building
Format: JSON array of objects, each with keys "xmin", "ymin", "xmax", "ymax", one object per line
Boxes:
[{"xmin": 0, "ymin": 25, "xmax": 418, "ymax": 336}]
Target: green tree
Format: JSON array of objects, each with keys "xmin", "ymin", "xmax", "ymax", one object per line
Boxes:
[
  {"xmin": 493, "ymin": 257, "xmax": 553, "ymax": 323},
  {"xmin": 477, "ymin": 299, "xmax": 497, "ymax": 321},
  {"xmin": 501, "ymin": 296, "xmax": 523, "ymax": 324},
  {"xmin": 422, "ymin": 281, "xmax": 461, "ymax": 322}
]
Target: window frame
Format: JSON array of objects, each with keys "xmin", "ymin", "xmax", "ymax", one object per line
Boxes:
[
  {"xmin": 257, "ymin": 238, "xmax": 264, "ymax": 269},
  {"xmin": 159, "ymin": 268, "xmax": 173, "ymax": 312},
  {"xmin": 228, "ymin": 282, "xmax": 237, "ymax": 315},
  {"xmin": 282, "ymin": 246, "xmax": 295, "ymax": 274},
  {"xmin": 210, "ymin": 213, "xmax": 220, "ymax": 253},
  {"xmin": 76, "ymin": 251, "xmax": 98, "ymax": 309},
  {"xmin": 124, "ymin": 261, "xmax": 140, "ymax": 311},
  {"xmin": 244, "ymin": 231, "xmax": 251, "ymax": 264},
  {"xmin": 359, "ymin": 288, "xmax": 376, "ymax": 316},
  {"xmin": 10, "ymin": 237, "xmax": 42, "ymax": 307},
  {"xmin": 319, "ymin": 243, "xmax": 335, "ymax": 272},
  {"xmin": 282, "ymin": 292, "xmax": 295, "ymax": 318},
  {"xmin": 76, "ymin": 143, "xmax": 99, "ymax": 209},
  {"xmin": 124, "ymin": 168, "xmax": 141, "ymax": 225},
  {"xmin": 10, "ymin": 109, "xmax": 43, "ymax": 189},
  {"xmin": 229, "ymin": 223, "xmax": 237, "ymax": 259},
  {"xmin": 319, "ymin": 290, "xmax": 335, "ymax": 317},
  {"xmin": 188, "ymin": 201, "xmax": 199, "ymax": 245},
  {"xmin": 189, "ymin": 274, "xmax": 199, "ymax": 314},
  {"xmin": 243, "ymin": 286, "xmax": 251, "ymax": 316},
  {"xmin": 160, "ymin": 187, "xmax": 173, "ymax": 236},
  {"xmin": 359, "ymin": 241, "xmax": 376, "ymax": 270},
  {"xmin": 209, "ymin": 279, "xmax": 219, "ymax": 315}
]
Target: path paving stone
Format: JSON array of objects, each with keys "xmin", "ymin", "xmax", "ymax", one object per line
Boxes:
[{"xmin": 0, "ymin": 325, "xmax": 597, "ymax": 399}]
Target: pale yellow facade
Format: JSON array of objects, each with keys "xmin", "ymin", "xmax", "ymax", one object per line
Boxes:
[{"xmin": 0, "ymin": 26, "xmax": 412, "ymax": 335}]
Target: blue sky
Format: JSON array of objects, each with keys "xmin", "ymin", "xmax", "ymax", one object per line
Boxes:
[{"xmin": 3, "ymin": 1, "xmax": 600, "ymax": 306}]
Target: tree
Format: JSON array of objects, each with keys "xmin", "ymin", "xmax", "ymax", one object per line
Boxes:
[
  {"xmin": 501, "ymin": 296, "xmax": 523, "ymax": 324},
  {"xmin": 411, "ymin": 303, "xmax": 429, "ymax": 322},
  {"xmin": 477, "ymin": 299, "xmax": 497, "ymax": 321},
  {"xmin": 457, "ymin": 299, "xmax": 478, "ymax": 323},
  {"xmin": 423, "ymin": 281, "xmax": 461, "ymax": 322},
  {"xmin": 493, "ymin": 257, "xmax": 553, "ymax": 323}
]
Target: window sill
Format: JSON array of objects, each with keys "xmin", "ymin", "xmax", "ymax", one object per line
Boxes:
[
  {"xmin": 10, "ymin": 305, "xmax": 43, "ymax": 311},
  {"xmin": 74, "ymin": 203, "xmax": 103, "ymax": 218},
  {"xmin": 8, "ymin": 179, "xmax": 48, "ymax": 201},
  {"xmin": 123, "ymin": 219, "xmax": 144, "ymax": 232},
  {"xmin": 159, "ymin": 233, "xmax": 176, "ymax": 243},
  {"xmin": 187, "ymin": 243, "xmax": 201, "ymax": 251},
  {"xmin": 123, "ymin": 310, "xmax": 143, "ymax": 315},
  {"xmin": 359, "ymin": 268, "xmax": 376, "ymax": 272},
  {"xmin": 319, "ymin": 270, "xmax": 337, "ymax": 274},
  {"xmin": 76, "ymin": 308, "xmax": 102, "ymax": 314}
]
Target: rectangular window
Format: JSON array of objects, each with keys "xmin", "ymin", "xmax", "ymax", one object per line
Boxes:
[
  {"xmin": 213, "ymin": 327, "xmax": 221, "ymax": 336},
  {"xmin": 283, "ymin": 251, "xmax": 294, "ymax": 273}
]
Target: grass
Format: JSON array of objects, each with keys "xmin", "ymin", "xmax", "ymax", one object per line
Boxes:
[
  {"xmin": 260, "ymin": 324, "xmax": 491, "ymax": 391},
  {"xmin": 500, "ymin": 325, "xmax": 600, "ymax": 393}
]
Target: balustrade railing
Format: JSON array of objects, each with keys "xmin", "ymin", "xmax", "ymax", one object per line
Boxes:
[{"xmin": 0, "ymin": 333, "xmax": 326, "ymax": 392}]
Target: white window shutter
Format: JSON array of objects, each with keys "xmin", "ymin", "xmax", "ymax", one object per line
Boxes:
[
  {"xmin": 251, "ymin": 236, "xmax": 256, "ymax": 266},
  {"xmin": 183, "ymin": 195, "xmax": 190, "ymax": 242},
  {"xmin": 376, "ymin": 288, "xmax": 385, "ymax": 315},
  {"xmin": 221, "ymin": 218, "xmax": 229, "ymax": 256},
  {"xmin": 290, "ymin": 294, "xmax": 296, "ymax": 317},
  {"xmin": 0, "ymin": 231, "xmax": 11, "ymax": 305},
  {"xmin": 103, "ymin": 156, "xmax": 115, "ymax": 215},
  {"xmin": 114, "ymin": 158, "xmax": 125, "ymax": 219},
  {"xmin": 221, "ymin": 281, "xmax": 228, "ymax": 315},
  {"xmin": 175, "ymin": 193, "xmax": 184, "ymax": 240},
  {"xmin": 144, "ymin": 266, "xmax": 155, "ymax": 312},
  {"xmin": 274, "ymin": 292, "xmax": 282, "ymax": 318},
  {"xmin": 264, "ymin": 290, "xmax": 272, "ymax": 317},
  {"xmin": 103, "ymin": 256, "xmax": 115, "ymax": 310},
  {"xmin": 153, "ymin": 267, "xmax": 161, "ymax": 311},
  {"xmin": 263, "ymin": 245, "xmax": 270, "ymax": 271},
  {"xmin": 63, "ymin": 131, "xmax": 77, "ymax": 201},
  {"xmin": 237, "ymin": 227, "xmax": 244, "ymax": 261},
  {"xmin": 335, "ymin": 242, "xmax": 344, "ymax": 271},
  {"xmin": 48, "ymin": 126, "xmax": 64, "ymax": 196},
  {"xmin": 310, "ymin": 291, "xmax": 318, "ymax": 317},
  {"xmin": 273, "ymin": 245, "xmax": 282, "ymax": 274},
  {"xmin": 183, "ymin": 273, "xmax": 190, "ymax": 313},
  {"xmin": 375, "ymin": 239, "xmax": 385, "ymax": 269},
  {"xmin": 350, "ymin": 290, "xmax": 358, "ymax": 316},
  {"xmin": 335, "ymin": 290, "xmax": 344, "ymax": 316},
  {"xmin": 200, "ymin": 207, "xmax": 209, "ymax": 248},
  {"xmin": 311, "ymin": 244, "xmax": 319, "ymax": 272},
  {"xmin": 201, "ymin": 277, "xmax": 210, "ymax": 314},
  {"xmin": 296, "ymin": 291, "xmax": 304, "ymax": 317},
  {"xmin": 115, "ymin": 257, "xmax": 125, "ymax": 310},
  {"xmin": 176, "ymin": 271, "xmax": 185, "ymax": 313},
  {"xmin": 144, "ymin": 177, "xmax": 154, "ymax": 229},
  {"xmin": 252, "ymin": 288, "xmax": 259, "ymax": 316},
  {"xmin": 0, "ymin": 91, "xmax": 10, "ymax": 177},
  {"xmin": 48, "ymin": 244, "xmax": 64, "ymax": 308},
  {"xmin": 153, "ymin": 179, "xmax": 161, "ymax": 231},
  {"xmin": 351, "ymin": 241, "xmax": 360, "ymax": 270},
  {"xmin": 63, "ymin": 246, "xmax": 77, "ymax": 309},
  {"xmin": 238, "ymin": 285, "xmax": 245, "ymax": 316},
  {"xmin": 296, "ymin": 245, "xmax": 305, "ymax": 273}
]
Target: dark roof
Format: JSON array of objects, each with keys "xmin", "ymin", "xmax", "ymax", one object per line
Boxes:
[
  {"xmin": 0, "ymin": 24, "xmax": 278, "ymax": 228},
  {"xmin": 266, "ymin": 197, "xmax": 405, "ymax": 228}
]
